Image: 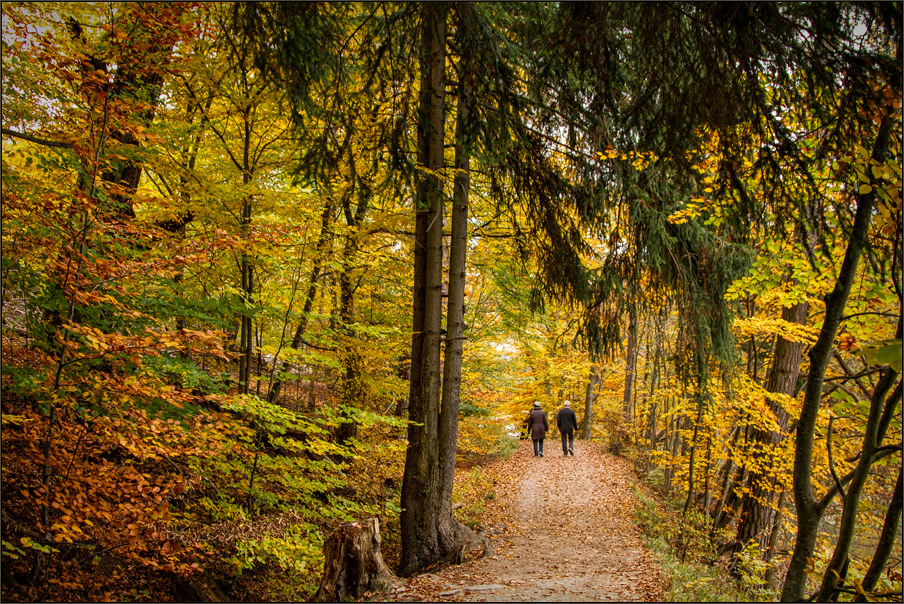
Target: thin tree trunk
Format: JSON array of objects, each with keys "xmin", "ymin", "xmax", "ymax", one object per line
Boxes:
[
  {"xmin": 745, "ymin": 295, "xmax": 759, "ymax": 382},
  {"xmin": 255, "ymin": 321, "xmax": 263, "ymax": 396},
  {"xmin": 683, "ymin": 397, "xmax": 705, "ymax": 515},
  {"xmin": 336, "ymin": 165, "xmax": 371, "ymax": 447},
  {"xmin": 439, "ymin": 61, "xmax": 474, "ymax": 527},
  {"xmin": 582, "ymin": 365, "xmax": 598, "ymax": 440},
  {"xmin": 172, "ymin": 97, "xmax": 207, "ymax": 336},
  {"xmin": 713, "ymin": 428, "xmax": 748, "ymax": 533},
  {"xmin": 395, "ymin": 356, "xmax": 411, "ymax": 417},
  {"xmin": 238, "ymin": 223, "xmax": 253, "ymax": 394},
  {"xmin": 267, "ymin": 201, "xmax": 334, "ymax": 403},
  {"xmin": 780, "ymin": 115, "xmax": 892, "ymax": 602},
  {"xmin": 711, "ymin": 456, "xmax": 737, "ymax": 534},
  {"xmin": 702, "ymin": 438, "xmax": 712, "ymax": 519},
  {"xmin": 645, "ymin": 401, "xmax": 658, "ymax": 473},
  {"xmin": 247, "ymin": 450, "xmax": 259, "ymax": 515},
  {"xmin": 623, "ymin": 313, "xmax": 637, "ymax": 423},
  {"xmin": 237, "ymin": 105, "xmax": 254, "ymax": 394},
  {"xmin": 853, "ymin": 466, "xmax": 903, "ymax": 602},
  {"xmin": 764, "ymin": 489, "xmax": 787, "ymax": 587},
  {"xmin": 814, "ymin": 361, "xmax": 900, "ymax": 601}
]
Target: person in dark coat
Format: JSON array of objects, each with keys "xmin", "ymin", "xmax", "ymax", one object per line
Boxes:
[
  {"xmin": 528, "ymin": 401, "xmax": 549, "ymax": 457},
  {"xmin": 556, "ymin": 400, "xmax": 579, "ymax": 456}
]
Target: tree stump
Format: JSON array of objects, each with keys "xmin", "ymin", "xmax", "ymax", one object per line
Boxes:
[{"xmin": 313, "ymin": 517, "xmax": 397, "ymax": 602}]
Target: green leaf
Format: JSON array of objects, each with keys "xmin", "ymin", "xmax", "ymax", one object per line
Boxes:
[
  {"xmin": 859, "ymin": 340, "xmax": 902, "ymax": 372},
  {"xmin": 877, "ymin": 341, "xmax": 902, "ymax": 373}
]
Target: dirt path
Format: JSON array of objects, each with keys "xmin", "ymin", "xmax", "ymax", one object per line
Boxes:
[{"xmin": 390, "ymin": 440, "xmax": 667, "ymax": 602}]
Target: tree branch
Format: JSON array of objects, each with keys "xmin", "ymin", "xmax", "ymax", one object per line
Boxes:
[
  {"xmin": 826, "ymin": 416, "xmax": 846, "ymax": 503},
  {"xmin": 817, "ymin": 446, "xmax": 901, "ymax": 512},
  {"xmin": 1, "ymin": 127, "xmax": 73, "ymax": 149}
]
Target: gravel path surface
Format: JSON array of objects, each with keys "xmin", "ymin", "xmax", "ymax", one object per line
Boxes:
[{"xmin": 390, "ymin": 440, "xmax": 666, "ymax": 602}]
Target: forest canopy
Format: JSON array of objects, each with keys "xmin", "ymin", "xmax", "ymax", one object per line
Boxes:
[{"xmin": 1, "ymin": 2, "xmax": 901, "ymax": 602}]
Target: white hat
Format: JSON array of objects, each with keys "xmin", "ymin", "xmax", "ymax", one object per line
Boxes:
[
  {"xmin": 563, "ymin": 400, "xmax": 570, "ymax": 407},
  {"xmin": 534, "ymin": 401, "xmax": 541, "ymax": 407}
]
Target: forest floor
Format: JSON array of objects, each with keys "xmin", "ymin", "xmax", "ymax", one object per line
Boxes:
[{"xmin": 387, "ymin": 439, "xmax": 667, "ymax": 602}]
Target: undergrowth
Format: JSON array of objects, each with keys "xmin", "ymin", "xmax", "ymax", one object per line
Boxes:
[{"xmin": 632, "ymin": 488, "xmax": 768, "ymax": 602}]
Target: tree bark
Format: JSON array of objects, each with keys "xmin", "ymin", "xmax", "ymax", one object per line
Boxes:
[
  {"xmin": 682, "ymin": 397, "xmax": 705, "ymax": 515},
  {"xmin": 711, "ymin": 453, "xmax": 737, "ymax": 534},
  {"xmin": 623, "ymin": 312, "xmax": 637, "ymax": 424},
  {"xmin": 732, "ymin": 301, "xmax": 807, "ymax": 567},
  {"xmin": 238, "ymin": 248, "xmax": 253, "ymax": 394},
  {"xmin": 581, "ymin": 364, "xmax": 598, "ymax": 440},
  {"xmin": 335, "ymin": 169, "xmax": 371, "ymax": 447},
  {"xmin": 438, "ymin": 57, "xmax": 474, "ymax": 530},
  {"xmin": 764, "ymin": 489, "xmax": 787, "ymax": 588},
  {"xmin": 237, "ymin": 101, "xmax": 255, "ymax": 394}
]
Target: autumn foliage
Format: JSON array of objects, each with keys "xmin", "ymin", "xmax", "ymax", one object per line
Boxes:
[{"xmin": 2, "ymin": 2, "xmax": 902, "ymax": 603}]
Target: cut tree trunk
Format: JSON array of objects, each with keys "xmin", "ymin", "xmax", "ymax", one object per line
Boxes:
[{"xmin": 313, "ymin": 518, "xmax": 397, "ymax": 602}]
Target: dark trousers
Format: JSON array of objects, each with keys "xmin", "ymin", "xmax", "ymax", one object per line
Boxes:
[
  {"xmin": 532, "ymin": 438, "xmax": 545, "ymax": 455},
  {"xmin": 561, "ymin": 430, "xmax": 574, "ymax": 454}
]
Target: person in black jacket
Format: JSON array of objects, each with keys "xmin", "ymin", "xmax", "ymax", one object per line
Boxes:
[
  {"xmin": 556, "ymin": 400, "xmax": 579, "ymax": 456},
  {"xmin": 527, "ymin": 402, "xmax": 549, "ymax": 457}
]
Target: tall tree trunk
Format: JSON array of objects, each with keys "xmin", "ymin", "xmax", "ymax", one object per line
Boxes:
[
  {"xmin": 711, "ymin": 453, "xmax": 737, "ymax": 533},
  {"xmin": 702, "ymin": 438, "xmax": 712, "ymax": 518},
  {"xmin": 238, "ymin": 247, "xmax": 253, "ymax": 394},
  {"xmin": 764, "ymin": 489, "xmax": 787, "ymax": 587},
  {"xmin": 237, "ymin": 193, "xmax": 253, "ymax": 393},
  {"xmin": 336, "ymin": 256, "xmax": 360, "ymax": 445},
  {"xmin": 623, "ymin": 312, "xmax": 637, "ymax": 424},
  {"xmin": 713, "ymin": 463, "xmax": 748, "ymax": 533},
  {"xmin": 780, "ymin": 115, "xmax": 892, "ymax": 602},
  {"xmin": 438, "ymin": 59, "xmax": 475, "ymax": 530},
  {"xmin": 732, "ymin": 301, "xmax": 807, "ymax": 568},
  {"xmin": 171, "ymin": 95, "xmax": 208, "ymax": 336},
  {"xmin": 336, "ymin": 168, "xmax": 371, "ymax": 446},
  {"xmin": 237, "ymin": 103, "xmax": 255, "ymax": 394},
  {"xmin": 682, "ymin": 398, "xmax": 705, "ymax": 515},
  {"xmin": 400, "ymin": 3, "xmax": 466, "ymax": 577},
  {"xmin": 581, "ymin": 365, "xmax": 598, "ymax": 440}
]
